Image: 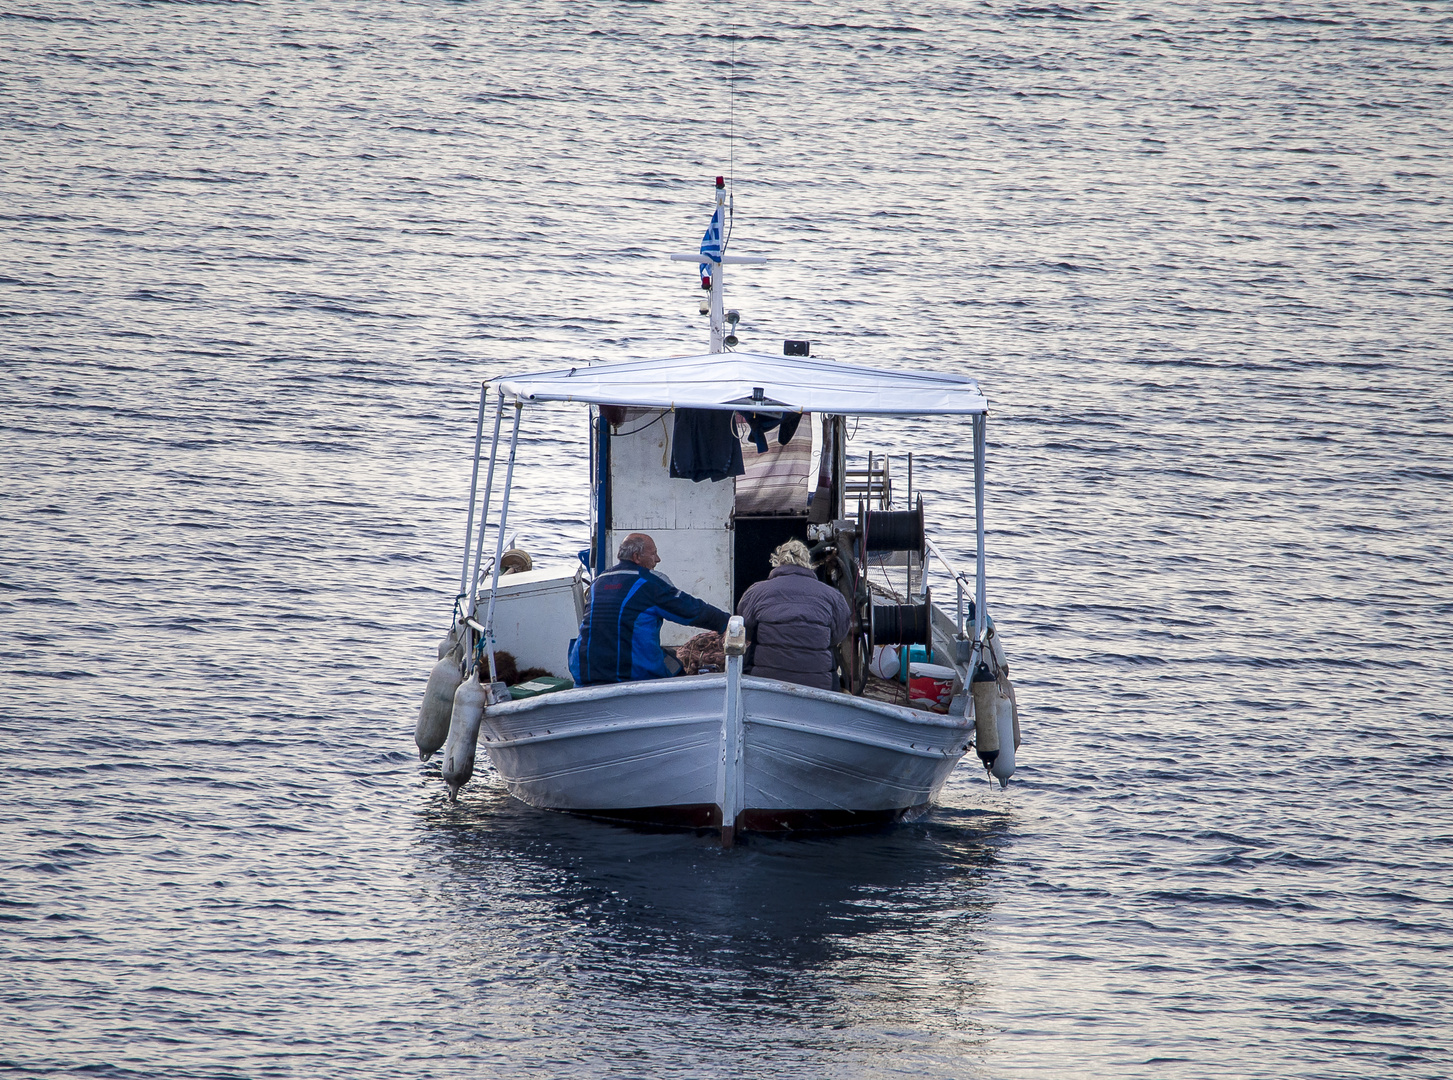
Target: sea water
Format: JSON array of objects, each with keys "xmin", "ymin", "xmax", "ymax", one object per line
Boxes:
[{"xmin": 2, "ymin": 3, "xmax": 1450, "ymax": 1077}]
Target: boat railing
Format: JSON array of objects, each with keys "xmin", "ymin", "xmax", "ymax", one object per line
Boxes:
[
  {"xmin": 844, "ymin": 450, "xmax": 892, "ymax": 509},
  {"xmin": 922, "ymin": 535, "xmax": 977, "ymax": 638}
]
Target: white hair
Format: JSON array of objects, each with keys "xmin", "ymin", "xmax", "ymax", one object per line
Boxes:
[
  {"xmin": 769, "ymin": 539, "xmax": 814, "ymax": 569},
  {"xmin": 617, "ymin": 534, "xmax": 652, "ymax": 563}
]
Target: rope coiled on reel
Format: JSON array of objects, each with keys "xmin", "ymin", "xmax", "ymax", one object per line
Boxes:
[
  {"xmin": 870, "ymin": 597, "xmax": 932, "ymax": 647},
  {"xmin": 864, "ymin": 501, "xmax": 925, "ymax": 554}
]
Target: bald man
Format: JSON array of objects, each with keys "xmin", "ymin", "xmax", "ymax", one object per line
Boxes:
[{"xmin": 569, "ymin": 533, "xmax": 731, "ymax": 685}]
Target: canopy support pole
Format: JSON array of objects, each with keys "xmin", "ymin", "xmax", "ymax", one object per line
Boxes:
[
  {"xmin": 481, "ymin": 403, "xmax": 524, "ymax": 684},
  {"xmin": 458, "ymin": 383, "xmax": 489, "ymax": 598},
  {"xmin": 594, "ymin": 410, "xmax": 611, "ymax": 573},
  {"xmin": 972, "ymin": 413, "xmax": 987, "ymax": 643},
  {"xmin": 466, "ymin": 391, "xmax": 505, "ymax": 610},
  {"xmin": 463, "ymin": 391, "xmax": 505, "ymax": 667}
]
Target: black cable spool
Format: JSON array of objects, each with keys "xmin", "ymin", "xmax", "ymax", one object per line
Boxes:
[
  {"xmin": 864, "ymin": 499, "xmax": 925, "ymax": 554},
  {"xmin": 870, "ymin": 591, "xmax": 932, "ymax": 648}
]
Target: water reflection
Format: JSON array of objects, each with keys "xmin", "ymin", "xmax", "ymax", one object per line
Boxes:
[{"xmin": 414, "ymin": 785, "xmax": 1008, "ymax": 1074}]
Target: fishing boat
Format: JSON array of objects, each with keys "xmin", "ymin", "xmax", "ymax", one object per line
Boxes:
[{"xmin": 416, "ymin": 177, "xmax": 1020, "ymax": 844}]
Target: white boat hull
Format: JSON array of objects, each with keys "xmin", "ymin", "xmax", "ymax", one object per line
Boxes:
[{"xmin": 478, "ymin": 674, "xmax": 972, "ymax": 833}]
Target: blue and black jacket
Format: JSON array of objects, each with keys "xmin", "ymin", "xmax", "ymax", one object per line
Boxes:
[{"xmin": 569, "ymin": 561, "xmax": 730, "ymax": 685}]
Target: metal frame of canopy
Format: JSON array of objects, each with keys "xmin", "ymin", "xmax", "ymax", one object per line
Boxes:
[
  {"xmin": 454, "ymin": 379, "xmax": 993, "ymax": 695},
  {"xmin": 494, "ymin": 351, "xmax": 989, "ymax": 417}
]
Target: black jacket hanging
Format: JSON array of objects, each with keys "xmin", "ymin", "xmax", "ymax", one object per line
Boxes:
[{"xmin": 669, "ymin": 408, "xmax": 745, "ymax": 482}]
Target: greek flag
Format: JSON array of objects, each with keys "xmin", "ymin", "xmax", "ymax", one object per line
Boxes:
[{"xmin": 698, "ymin": 206, "xmax": 722, "ymax": 285}]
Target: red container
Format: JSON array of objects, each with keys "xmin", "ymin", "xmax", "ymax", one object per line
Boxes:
[{"xmin": 907, "ymin": 662, "xmax": 955, "ymax": 714}]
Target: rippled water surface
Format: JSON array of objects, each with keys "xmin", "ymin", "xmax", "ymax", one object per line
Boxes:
[{"xmin": 3, "ymin": 2, "xmax": 1451, "ymax": 1077}]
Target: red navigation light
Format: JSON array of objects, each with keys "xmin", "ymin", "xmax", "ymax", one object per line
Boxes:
[{"xmin": 716, "ymin": 176, "xmax": 725, "ymax": 188}]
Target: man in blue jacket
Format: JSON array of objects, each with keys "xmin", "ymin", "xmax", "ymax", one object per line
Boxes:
[{"xmin": 569, "ymin": 533, "xmax": 731, "ymax": 685}]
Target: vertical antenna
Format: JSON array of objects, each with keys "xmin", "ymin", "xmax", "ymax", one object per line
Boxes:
[
  {"xmin": 727, "ymin": 28, "xmax": 737, "ymax": 246},
  {"xmin": 730, "ymin": 29, "xmax": 736, "ymax": 192}
]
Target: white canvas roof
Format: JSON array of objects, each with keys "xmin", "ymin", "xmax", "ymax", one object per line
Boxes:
[{"xmin": 494, "ymin": 352, "xmax": 987, "ymax": 416}]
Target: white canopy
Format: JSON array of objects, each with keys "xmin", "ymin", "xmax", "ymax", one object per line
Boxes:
[{"xmin": 494, "ymin": 352, "xmax": 987, "ymax": 416}]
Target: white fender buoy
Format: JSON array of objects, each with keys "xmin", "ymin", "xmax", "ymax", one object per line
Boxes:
[
  {"xmin": 1004, "ymin": 674, "xmax": 1021, "ymax": 750},
  {"xmin": 441, "ymin": 672, "xmax": 487, "ymax": 801},
  {"xmin": 437, "ymin": 625, "xmax": 460, "ymax": 660},
  {"xmin": 971, "ymin": 678, "xmax": 1000, "ymax": 767},
  {"xmin": 991, "ymin": 688, "xmax": 1016, "ymax": 786},
  {"xmin": 415, "ymin": 652, "xmax": 464, "ymax": 761}
]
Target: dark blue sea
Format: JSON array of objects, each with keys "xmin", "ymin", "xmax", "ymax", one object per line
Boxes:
[{"xmin": 3, "ymin": 2, "xmax": 1451, "ymax": 1077}]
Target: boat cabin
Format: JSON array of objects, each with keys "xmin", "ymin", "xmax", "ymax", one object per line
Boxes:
[{"xmin": 594, "ymin": 405, "xmax": 842, "ymax": 643}]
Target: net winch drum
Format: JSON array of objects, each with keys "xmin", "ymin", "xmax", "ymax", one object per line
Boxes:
[
  {"xmin": 870, "ymin": 588, "xmax": 932, "ymax": 648},
  {"xmin": 863, "ymin": 499, "xmax": 925, "ymax": 554}
]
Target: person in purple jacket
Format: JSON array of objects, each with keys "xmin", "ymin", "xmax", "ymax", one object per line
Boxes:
[{"xmin": 736, "ymin": 539, "xmax": 852, "ymax": 691}]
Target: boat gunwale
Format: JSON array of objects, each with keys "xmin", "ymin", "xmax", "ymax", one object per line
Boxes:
[
  {"xmin": 482, "ymin": 672, "xmax": 972, "ymax": 732},
  {"xmin": 481, "ymin": 705, "xmax": 968, "ymax": 758}
]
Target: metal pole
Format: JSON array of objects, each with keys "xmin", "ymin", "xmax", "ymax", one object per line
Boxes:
[
  {"xmin": 481, "ymin": 402, "xmax": 524, "ymax": 683},
  {"xmin": 467, "ymin": 390, "xmax": 506, "ymax": 618},
  {"xmin": 973, "ymin": 413, "xmax": 987, "ymax": 642},
  {"xmin": 710, "ymin": 262, "xmax": 724, "ymax": 353},
  {"xmin": 589, "ymin": 407, "xmax": 596, "ymax": 568},
  {"xmin": 833, "ymin": 415, "xmax": 846, "ymax": 520},
  {"xmin": 719, "ymin": 615, "xmax": 747, "ymax": 847},
  {"xmin": 710, "ymin": 181, "xmax": 726, "ymax": 353},
  {"xmin": 594, "ymin": 411, "xmax": 611, "ymax": 573},
  {"xmin": 458, "ymin": 383, "xmax": 488, "ymax": 598},
  {"xmin": 905, "ymin": 458, "xmax": 914, "ymax": 602}
]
